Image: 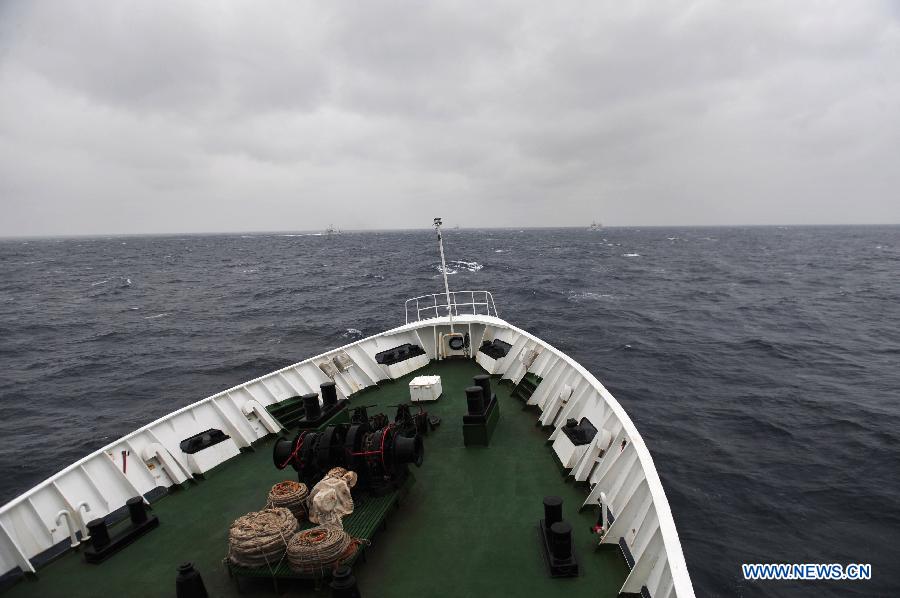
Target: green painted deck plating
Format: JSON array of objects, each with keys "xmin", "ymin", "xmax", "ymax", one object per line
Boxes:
[{"xmin": 4, "ymin": 359, "xmax": 628, "ymax": 597}]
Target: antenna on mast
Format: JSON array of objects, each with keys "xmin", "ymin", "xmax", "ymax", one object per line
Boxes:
[{"xmin": 433, "ymin": 217, "xmax": 454, "ymax": 332}]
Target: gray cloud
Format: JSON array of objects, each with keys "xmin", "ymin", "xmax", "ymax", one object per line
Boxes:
[{"xmin": 1, "ymin": 0, "xmax": 898, "ymax": 235}]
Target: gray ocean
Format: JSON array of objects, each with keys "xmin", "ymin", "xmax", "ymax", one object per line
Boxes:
[{"xmin": 1, "ymin": 226, "xmax": 898, "ymax": 596}]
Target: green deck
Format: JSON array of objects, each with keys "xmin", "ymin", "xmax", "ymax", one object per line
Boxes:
[{"xmin": 5, "ymin": 359, "xmax": 628, "ymax": 597}]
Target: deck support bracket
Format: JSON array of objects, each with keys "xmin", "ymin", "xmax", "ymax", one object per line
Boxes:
[
  {"xmin": 241, "ymin": 400, "xmax": 283, "ymax": 434},
  {"xmin": 141, "ymin": 443, "xmax": 191, "ymax": 486}
]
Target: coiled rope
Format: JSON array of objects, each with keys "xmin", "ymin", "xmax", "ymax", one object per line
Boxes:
[
  {"xmin": 325, "ymin": 467, "xmax": 358, "ymax": 488},
  {"xmin": 228, "ymin": 507, "xmax": 297, "ymax": 569},
  {"xmin": 286, "ymin": 526, "xmax": 355, "ymax": 573},
  {"xmin": 267, "ymin": 481, "xmax": 309, "ymax": 522}
]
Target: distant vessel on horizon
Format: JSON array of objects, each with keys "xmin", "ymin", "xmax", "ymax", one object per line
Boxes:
[
  {"xmin": 325, "ymin": 224, "xmax": 341, "ymax": 236},
  {"xmin": 588, "ymin": 220, "xmax": 603, "ymax": 231}
]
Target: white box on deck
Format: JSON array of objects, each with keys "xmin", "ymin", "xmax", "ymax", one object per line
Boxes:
[{"xmin": 409, "ymin": 375, "xmax": 442, "ymax": 402}]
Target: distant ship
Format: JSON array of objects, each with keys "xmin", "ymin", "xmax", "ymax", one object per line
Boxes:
[
  {"xmin": 589, "ymin": 220, "xmax": 603, "ymax": 231},
  {"xmin": 325, "ymin": 224, "xmax": 341, "ymax": 236}
]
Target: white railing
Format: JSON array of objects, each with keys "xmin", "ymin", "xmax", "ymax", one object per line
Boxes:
[{"xmin": 405, "ymin": 290, "xmax": 499, "ymax": 324}]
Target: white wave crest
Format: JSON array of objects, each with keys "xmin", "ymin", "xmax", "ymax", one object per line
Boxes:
[
  {"xmin": 91, "ymin": 276, "xmax": 130, "ymax": 288},
  {"xmin": 436, "ymin": 260, "xmax": 484, "ymax": 275},
  {"xmin": 622, "ymin": 253, "xmax": 640, "ymax": 257},
  {"xmin": 567, "ymin": 291, "xmax": 615, "ymax": 303}
]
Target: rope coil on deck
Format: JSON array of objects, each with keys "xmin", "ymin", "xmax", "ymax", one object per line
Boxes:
[
  {"xmin": 228, "ymin": 507, "xmax": 298, "ymax": 569},
  {"xmin": 267, "ymin": 481, "xmax": 309, "ymax": 522},
  {"xmin": 286, "ymin": 526, "xmax": 354, "ymax": 573}
]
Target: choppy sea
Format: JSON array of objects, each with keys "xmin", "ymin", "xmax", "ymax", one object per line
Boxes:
[{"xmin": 1, "ymin": 226, "xmax": 898, "ymax": 596}]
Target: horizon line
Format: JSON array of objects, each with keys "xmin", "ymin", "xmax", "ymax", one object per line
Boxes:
[{"xmin": 1, "ymin": 222, "xmax": 898, "ymax": 241}]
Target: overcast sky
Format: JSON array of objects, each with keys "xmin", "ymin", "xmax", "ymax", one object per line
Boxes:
[{"xmin": 0, "ymin": 1, "xmax": 898, "ymax": 235}]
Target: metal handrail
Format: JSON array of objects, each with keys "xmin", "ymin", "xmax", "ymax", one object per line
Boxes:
[{"xmin": 405, "ymin": 290, "xmax": 499, "ymax": 324}]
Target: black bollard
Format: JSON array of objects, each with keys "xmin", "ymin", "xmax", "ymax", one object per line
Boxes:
[
  {"xmin": 549, "ymin": 521, "xmax": 573, "ymax": 561},
  {"xmin": 538, "ymin": 498, "xmax": 579, "ymax": 577},
  {"xmin": 175, "ymin": 562, "xmax": 209, "ymax": 598},
  {"xmin": 331, "ymin": 565, "xmax": 362, "ymax": 598},
  {"xmin": 126, "ymin": 496, "xmax": 148, "ymax": 525},
  {"xmin": 473, "ymin": 374, "xmax": 492, "ymax": 402},
  {"xmin": 543, "ymin": 496, "xmax": 563, "ymax": 527},
  {"xmin": 86, "ymin": 518, "xmax": 110, "ymax": 550},
  {"xmin": 465, "ymin": 386, "xmax": 485, "ymax": 415},
  {"xmin": 302, "ymin": 393, "xmax": 322, "ymax": 421},
  {"xmin": 321, "ymin": 381, "xmax": 338, "ymax": 408}
]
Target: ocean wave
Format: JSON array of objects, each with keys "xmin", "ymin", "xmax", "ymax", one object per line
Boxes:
[
  {"xmin": 197, "ymin": 356, "xmax": 293, "ymax": 377},
  {"xmin": 622, "ymin": 253, "xmax": 640, "ymax": 257},
  {"xmin": 740, "ymin": 338, "xmax": 799, "ymax": 361},
  {"xmin": 89, "ymin": 276, "xmax": 132, "ymax": 293},
  {"xmin": 435, "ymin": 260, "xmax": 484, "ymax": 275},
  {"xmin": 342, "ymin": 328, "xmax": 363, "ymax": 339},
  {"xmin": 567, "ymin": 291, "xmax": 615, "ymax": 303},
  {"xmin": 143, "ymin": 312, "xmax": 171, "ymax": 320}
]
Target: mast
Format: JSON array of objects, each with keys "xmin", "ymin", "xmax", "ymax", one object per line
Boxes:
[{"xmin": 433, "ymin": 217, "xmax": 454, "ymax": 332}]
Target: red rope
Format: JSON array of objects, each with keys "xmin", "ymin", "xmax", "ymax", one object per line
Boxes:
[
  {"xmin": 279, "ymin": 431, "xmax": 308, "ymax": 469},
  {"xmin": 379, "ymin": 424, "xmax": 393, "ymax": 470}
]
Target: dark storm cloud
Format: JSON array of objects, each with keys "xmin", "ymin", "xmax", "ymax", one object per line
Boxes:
[{"xmin": 0, "ymin": 0, "xmax": 898, "ymax": 235}]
